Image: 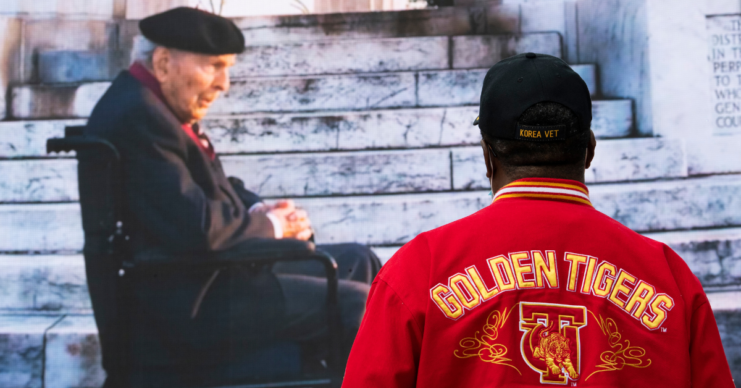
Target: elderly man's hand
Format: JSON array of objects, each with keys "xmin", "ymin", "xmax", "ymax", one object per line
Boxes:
[{"xmin": 268, "ymin": 200, "xmax": 313, "ymax": 241}]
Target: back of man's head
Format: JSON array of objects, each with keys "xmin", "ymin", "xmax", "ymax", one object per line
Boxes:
[
  {"xmin": 483, "ymin": 101, "xmax": 591, "ymax": 178},
  {"xmin": 474, "ymin": 53, "xmax": 593, "ymax": 181}
]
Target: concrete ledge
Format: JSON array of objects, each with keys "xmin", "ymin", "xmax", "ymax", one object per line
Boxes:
[
  {"xmin": 0, "ymin": 315, "xmax": 62, "ymax": 388},
  {"xmin": 203, "ymin": 107, "xmax": 483, "ymax": 154},
  {"xmin": 2, "ymin": 227, "xmax": 738, "ymax": 314},
  {"xmin": 0, "ymin": 204, "xmax": 83, "ymax": 252},
  {"xmin": 234, "ymin": 33, "xmax": 564, "ymax": 78},
  {"xmin": 363, "ymin": 228, "xmax": 741, "ymax": 290},
  {"xmin": 9, "ymin": 66, "xmax": 600, "ymax": 119},
  {"xmin": 235, "ymin": 36, "xmax": 449, "ymax": 77},
  {"xmin": 687, "ymin": 135, "xmax": 741, "ymax": 176},
  {"xmin": 452, "ymin": 138, "xmax": 687, "ymax": 190},
  {"xmin": 0, "ymin": 148, "xmax": 451, "ymax": 202},
  {"xmin": 589, "ymin": 175, "xmax": 741, "ymax": 233},
  {"xmin": 212, "ymin": 72, "xmax": 419, "ymax": 115},
  {"xmin": 451, "ymin": 34, "xmax": 562, "ymax": 69},
  {"xmin": 2, "ymin": 175, "xmax": 741, "ymax": 250},
  {"xmin": 0, "ymin": 159, "xmax": 78, "ymax": 202},
  {"xmin": 45, "ymin": 316, "xmax": 104, "ymax": 388},
  {"xmin": 0, "ymin": 120, "xmax": 85, "ymax": 159},
  {"xmin": 222, "ymin": 149, "xmax": 453, "ymax": 197},
  {"xmin": 0, "ymin": 255, "xmax": 89, "ymax": 313},
  {"xmin": 10, "ymin": 82, "xmax": 110, "ymax": 120},
  {"xmin": 417, "ymin": 65, "xmax": 597, "ymax": 109},
  {"xmin": 232, "ymin": 7, "xmax": 482, "ymax": 44},
  {"xmin": 0, "ymin": 138, "xmax": 689, "ymax": 202},
  {"xmin": 38, "ymin": 50, "xmax": 127, "ymax": 84},
  {"xmin": 646, "ymin": 228, "xmax": 741, "ymax": 288},
  {"xmin": 0, "ymin": 102, "xmax": 628, "ymax": 160}
]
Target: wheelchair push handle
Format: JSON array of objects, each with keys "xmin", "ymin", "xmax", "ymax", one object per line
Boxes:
[{"xmin": 46, "ymin": 137, "xmax": 122, "ymax": 161}]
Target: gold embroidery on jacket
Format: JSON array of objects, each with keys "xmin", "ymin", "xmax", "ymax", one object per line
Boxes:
[
  {"xmin": 454, "ymin": 305, "xmax": 522, "ymax": 375},
  {"xmin": 585, "ymin": 312, "xmax": 652, "ymax": 381}
]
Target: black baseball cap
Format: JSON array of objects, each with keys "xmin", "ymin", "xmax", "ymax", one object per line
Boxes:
[
  {"xmin": 140, "ymin": 7, "xmax": 245, "ymax": 55},
  {"xmin": 473, "ymin": 52, "xmax": 591, "ymax": 142}
]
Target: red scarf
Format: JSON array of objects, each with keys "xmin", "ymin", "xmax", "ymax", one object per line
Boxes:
[{"xmin": 129, "ymin": 63, "xmax": 215, "ymax": 160}]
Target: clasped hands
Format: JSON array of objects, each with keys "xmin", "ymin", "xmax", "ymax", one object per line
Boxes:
[{"xmin": 251, "ymin": 199, "xmax": 313, "ymax": 241}]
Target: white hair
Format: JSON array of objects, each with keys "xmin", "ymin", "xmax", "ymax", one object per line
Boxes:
[{"xmin": 130, "ymin": 35, "xmax": 160, "ymax": 67}]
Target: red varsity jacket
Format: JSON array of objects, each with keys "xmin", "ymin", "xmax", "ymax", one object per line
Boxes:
[{"xmin": 343, "ymin": 178, "xmax": 734, "ymax": 388}]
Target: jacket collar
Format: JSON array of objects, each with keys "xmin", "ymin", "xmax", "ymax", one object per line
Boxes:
[
  {"xmin": 129, "ymin": 62, "xmax": 167, "ymax": 103},
  {"xmin": 492, "ymin": 178, "xmax": 592, "ymax": 207}
]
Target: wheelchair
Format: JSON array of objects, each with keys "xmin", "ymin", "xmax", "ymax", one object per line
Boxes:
[{"xmin": 48, "ymin": 126, "xmax": 344, "ymax": 388}]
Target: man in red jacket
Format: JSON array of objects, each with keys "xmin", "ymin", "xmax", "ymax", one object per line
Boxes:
[{"xmin": 343, "ymin": 53, "xmax": 735, "ymax": 387}]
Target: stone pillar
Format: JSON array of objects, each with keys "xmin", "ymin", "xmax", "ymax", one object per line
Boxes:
[
  {"xmin": 644, "ymin": 0, "xmax": 717, "ymax": 139},
  {"xmin": 577, "ymin": 0, "xmax": 741, "ymax": 139}
]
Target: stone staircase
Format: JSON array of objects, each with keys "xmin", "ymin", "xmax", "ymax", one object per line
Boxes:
[{"xmin": 1, "ymin": 4, "xmax": 740, "ymax": 388}]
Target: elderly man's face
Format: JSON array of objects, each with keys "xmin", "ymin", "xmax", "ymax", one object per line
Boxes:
[{"xmin": 152, "ymin": 47, "xmax": 236, "ymax": 124}]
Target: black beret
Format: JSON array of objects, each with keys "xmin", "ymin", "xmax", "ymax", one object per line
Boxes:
[{"xmin": 139, "ymin": 7, "xmax": 245, "ymax": 55}]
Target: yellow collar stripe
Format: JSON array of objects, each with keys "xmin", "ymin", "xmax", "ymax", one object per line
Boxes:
[
  {"xmin": 504, "ymin": 181, "xmax": 589, "ymax": 195},
  {"xmin": 494, "ymin": 193, "xmax": 593, "ymax": 206}
]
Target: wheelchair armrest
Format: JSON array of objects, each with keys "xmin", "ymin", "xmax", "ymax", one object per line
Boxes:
[
  {"xmin": 130, "ymin": 238, "xmax": 325, "ymax": 272},
  {"xmin": 210, "ymin": 238, "xmax": 317, "ymax": 265}
]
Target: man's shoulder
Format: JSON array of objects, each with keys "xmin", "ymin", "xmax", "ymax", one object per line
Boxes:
[
  {"xmin": 87, "ymin": 72, "xmax": 180, "ymax": 139},
  {"xmin": 89, "ymin": 72, "xmax": 167, "ymax": 122}
]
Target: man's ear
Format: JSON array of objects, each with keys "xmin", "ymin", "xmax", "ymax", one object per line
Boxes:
[
  {"xmin": 151, "ymin": 46, "xmax": 171, "ymax": 83},
  {"xmin": 481, "ymin": 139, "xmax": 492, "ymax": 179},
  {"xmin": 585, "ymin": 130, "xmax": 596, "ymax": 169}
]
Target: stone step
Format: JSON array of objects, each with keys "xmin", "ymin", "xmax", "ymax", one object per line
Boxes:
[
  {"xmin": 0, "ymin": 138, "xmax": 685, "ymax": 203},
  {"xmin": 10, "ymin": 66, "xmax": 599, "ymax": 120},
  {"xmin": 0, "ymin": 148, "xmax": 452, "ymax": 202},
  {"xmin": 0, "ymin": 120, "xmax": 87, "ymax": 159},
  {"xmin": 231, "ymin": 6, "xmax": 499, "ymax": 45},
  {"xmin": 5, "ymin": 295, "xmax": 741, "ymax": 388},
  {"xmin": 227, "ymin": 2, "xmax": 575, "ymax": 45},
  {"xmin": 1, "ymin": 175, "xmax": 740, "ymax": 252},
  {"xmin": 687, "ymin": 136, "xmax": 741, "ymax": 176},
  {"xmin": 0, "ymin": 255, "xmax": 88, "ymax": 313},
  {"xmin": 2, "ymin": 227, "xmax": 739, "ymax": 314},
  {"xmin": 0, "ymin": 102, "xmax": 629, "ymax": 160},
  {"xmin": 38, "ymin": 50, "xmax": 128, "ymax": 84},
  {"xmin": 452, "ymin": 138, "xmax": 686, "ymax": 190},
  {"xmin": 414, "ymin": 64, "xmax": 596, "ymax": 106},
  {"xmin": 0, "ymin": 315, "xmax": 64, "ymax": 388},
  {"xmin": 42, "ymin": 33, "xmax": 564, "ymax": 83},
  {"xmin": 44, "ymin": 316, "xmax": 104, "ymax": 388},
  {"xmin": 645, "ymin": 228, "xmax": 741, "ymax": 289},
  {"xmin": 236, "ymin": 33, "xmax": 562, "ymax": 78},
  {"xmin": 10, "ymin": 82, "xmax": 110, "ymax": 120},
  {"xmin": 373, "ymin": 229, "xmax": 741, "ymax": 290},
  {"xmin": 0, "ymin": 244, "xmax": 397, "ymax": 314}
]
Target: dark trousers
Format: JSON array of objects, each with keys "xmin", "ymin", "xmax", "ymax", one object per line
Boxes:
[{"xmin": 272, "ymin": 243, "xmax": 381, "ymax": 363}]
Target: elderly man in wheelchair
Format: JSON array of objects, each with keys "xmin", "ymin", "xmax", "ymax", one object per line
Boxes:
[{"xmin": 48, "ymin": 8, "xmax": 380, "ymax": 388}]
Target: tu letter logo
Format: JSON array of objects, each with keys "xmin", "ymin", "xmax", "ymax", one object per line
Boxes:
[{"xmin": 519, "ymin": 302, "xmax": 587, "ymax": 385}]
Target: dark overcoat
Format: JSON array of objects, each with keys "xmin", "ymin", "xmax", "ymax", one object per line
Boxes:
[{"xmin": 84, "ymin": 71, "xmax": 285, "ymax": 384}]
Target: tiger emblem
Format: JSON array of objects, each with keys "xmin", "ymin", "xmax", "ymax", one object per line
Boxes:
[
  {"xmin": 532, "ymin": 327, "xmax": 579, "ymax": 379},
  {"xmin": 519, "ymin": 302, "xmax": 587, "ymax": 384}
]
